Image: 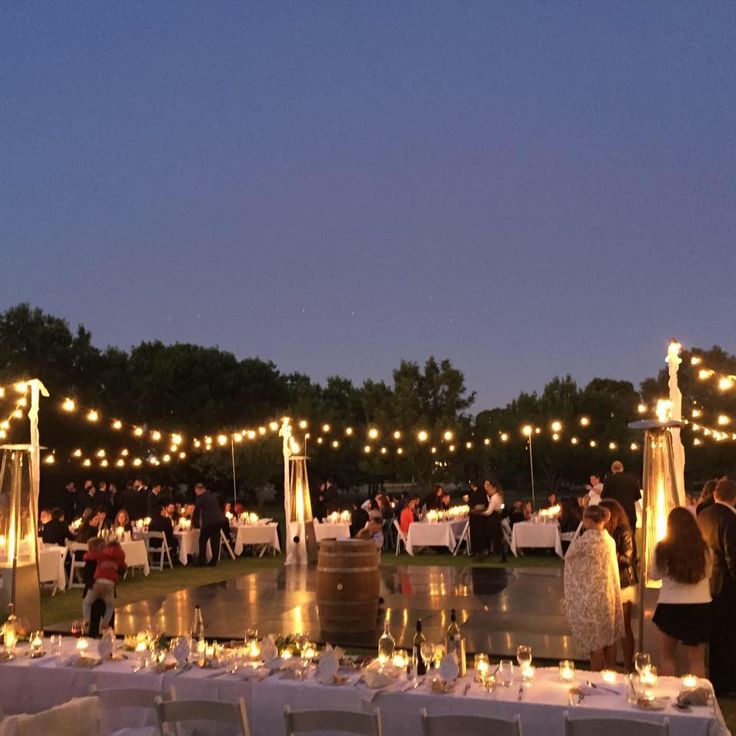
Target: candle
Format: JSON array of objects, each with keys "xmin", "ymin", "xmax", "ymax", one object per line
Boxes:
[
  {"xmin": 77, "ymin": 637, "xmax": 90, "ymax": 653},
  {"xmin": 640, "ymin": 665, "xmax": 658, "ymax": 687},
  {"xmin": 197, "ymin": 639, "xmax": 206, "ymax": 655},
  {"xmin": 205, "ymin": 644, "xmax": 215, "ymax": 659},
  {"xmin": 681, "ymin": 674, "xmax": 698, "ymax": 689},
  {"xmin": 474, "ymin": 653, "xmax": 490, "ymax": 682},
  {"xmin": 248, "ymin": 640, "xmax": 261, "ymax": 659},
  {"xmin": 30, "ymin": 632, "xmax": 43, "ymax": 654},
  {"xmin": 559, "ymin": 660, "xmax": 575, "ymax": 682},
  {"xmin": 392, "ymin": 650, "xmax": 408, "ymax": 669},
  {"xmin": 281, "ymin": 649, "xmax": 292, "ymax": 660},
  {"xmin": 521, "ymin": 665, "xmax": 535, "ymax": 680},
  {"xmin": 378, "ymin": 652, "xmax": 388, "ymax": 666},
  {"xmin": 601, "ymin": 669, "xmax": 617, "ymax": 684}
]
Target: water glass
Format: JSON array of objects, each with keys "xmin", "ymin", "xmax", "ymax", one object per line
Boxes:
[
  {"xmin": 634, "ymin": 651, "xmax": 650, "ymax": 676},
  {"xmin": 499, "ymin": 659, "xmax": 514, "ymax": 687},
  {"xmin": 49, "ymin": 634, "xmax": 63, "ymax": 658},
  {"xmin": 516, "ymin": 645, "xmax": 532, "ymax": 670}
]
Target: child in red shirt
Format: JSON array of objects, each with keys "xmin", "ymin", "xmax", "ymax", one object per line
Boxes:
[{"xmin": 82, "ymin": 539, "xmax": 127, "ymax": 631}]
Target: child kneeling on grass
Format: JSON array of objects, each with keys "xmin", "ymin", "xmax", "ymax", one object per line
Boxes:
[{"xmin": 82, "ymin": 538, "xmax": 127, "ymax": 632}]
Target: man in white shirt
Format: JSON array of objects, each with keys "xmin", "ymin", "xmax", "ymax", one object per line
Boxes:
[{"xmin": 483, "ymin": 479, "xmax": 506, "ymax": 562}]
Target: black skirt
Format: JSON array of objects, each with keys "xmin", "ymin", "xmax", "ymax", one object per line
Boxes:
[{"xmin": 652, "ymin": 602, "xmax": 712, "ymax": 646}]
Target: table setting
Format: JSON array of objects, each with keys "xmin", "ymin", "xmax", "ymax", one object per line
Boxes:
[
  {"xmin": 0, "ymin": 630, "xmax": 727, "ymax": 736},
  {"xmin": 510, "ymin": 519, "xmax": 564, "ymax": 557},
  {"xmin": 406, "ymin": 508, "xmax": 470, "ymax": 556}
]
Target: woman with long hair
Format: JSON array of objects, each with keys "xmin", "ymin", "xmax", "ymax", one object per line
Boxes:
[
  {"xmin": 651, "ymin": 507, "xmax": 711, "ymax": 676},
  {"xmin": 599, "ymin": 498, "xmax": 637, "ymax": 671},
  {"xmin": 564, "ymin": 505, "xmax": 624, "ymax": 670}
]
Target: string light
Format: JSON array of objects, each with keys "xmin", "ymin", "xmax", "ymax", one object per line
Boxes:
[
  {"xmin": 579, "ymin": 416, "xmax": 590, "ymax": 427},
  {"xmin": 443, "ymin": 430, "xmax": 454, "ymax": 441},
  {"xmin": 322, "ymin": 423, "xmax": 331, "ymax": 433},
  {"xmin": 62, "ymin": 398, "xmax": 76, "ymax": 412},
  {"xmin": 112, "ymin": 420, "xmax": 122, "ymax": 430},
  {"xmin": 417, "ymin": 430, "xmax": 429, "ymax": 442},
  {"xmin": 368, "ymin": 428, "xmax": 379, "ymax": 440},
  {"xmin": 86, "ymin": 410, "xmax": 99, "ymax": 422},
  {"xmin": 522, "ymin": 425, "xmax": 533, "ymax": 438},
  {"xmin": 393, "ymin": 430, "xmax": 402, "ymax": 440}
]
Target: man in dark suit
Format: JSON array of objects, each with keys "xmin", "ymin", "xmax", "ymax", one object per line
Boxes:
[
  {"xmin": 147, "ymin": 484, "xmax": 168, "ymax": 516},
  {"xmin": 193, "ymin": 483, "xmax": 226, "ymax": 567},
  {"xmin": 149, "ymin": 503, "xmax": 178, "ymax": 561},
  {"xmin": 698, "ymin": 477, "xmax": 736, "ymax": 695},
  {"xmin": 601, "ymin": 460, "xmax": 641, "ymax": 530},
  {"xmin": 41, "ymin": 507, "xmax": 74, "ymax": 546},
  {"xmin": 322, "ymin": 478, "xmax": 339, "ymax": 514}
]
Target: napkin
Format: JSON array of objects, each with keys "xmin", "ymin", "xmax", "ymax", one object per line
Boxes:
[
  {"xmin": 677, "ymin": 686, "xmax": 710, "ymax": 707},
  {"xmin": 438, "ymin": 653, "xmax": 459, "ymax": 683},
  {"xmin": 97, "ymin": 634, "xmax": 114, "ymax": 661},
  {"xmin": 363, "ymin": 666, "xmax": 395, "ymax": 689},
  {"xmin": 171, "ymin": 637, "xmax": 190, "ymax": 668},
  {"xmin": 260, "ymin": 636, "xmax": 278, "ymax": 665},
  {"xmin": 315, "ymin": 647, "xmax": 340, "ymax": 684}
]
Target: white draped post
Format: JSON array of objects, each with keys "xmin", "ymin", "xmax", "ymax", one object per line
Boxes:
[
  {"xmin": 27, "ymin": 379, "xmax": 49, "ymax": 523},
  {"xmin": 666, "ymin": 341, "xmax": 687, "ymax": 505},
  {"xmin": 279, "ymin": 418, "xmax": 293, "ymax": 548}
]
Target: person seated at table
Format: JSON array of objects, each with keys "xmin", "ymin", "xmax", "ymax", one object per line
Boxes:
[
  {"xmin": 564, "ymin": 505, "xmax": 623, "ymax": 671},
  {"xmin": 400, "ymin": 496, "xmax": 420, "ymax": 535},
  {"xmin": 113, "ymin": 509, "xmax": 133, "ymax": 534},
  {"xmin": 76, "ymin": 506, "xmax": 107, "ymax": 543},
  {"xmin": 424, "ymin": 485, "xmax": 445, "ymax": 512},
  {"xmin": 544, "ymin": 491, "xmax": 558, "ymax": 510},
  {"xmin": 39, "ymin": 508, "xmax": 52, "ymax": 531},
  {"xmin": 438, "ymin": 491, "xmax": 452, "ymax": 510},
  {"xmin": 165, "ymin": 502, "xmax": 180, "ymax": 525},
  {"xmin": 375, "ymin": 492, "xmax": 394, "ymax": 520},
  {"xmin": 82, "ymin": 538, "xmax": 126, "ymax": 633},
  {"xmin": 507, "ymin": 500, "xmax": 526, "ymax": 527},
  {"xmin": 149, "ymin": 503, "xmax": 178, "ymax": 560},
  {"xmin": 42, "ymin": 507, "xmax": 75, "ymax": 546},
  {"xmin": 349, "ymin": 501, "xmax": 369, "ymax": 538},
  {"xmin": 559, "ymin": 498, "xmax": 582, "ymax": 534},
  {"xmin": 356, "ymin": 517, "xmax": 384, "ymax": 549}
]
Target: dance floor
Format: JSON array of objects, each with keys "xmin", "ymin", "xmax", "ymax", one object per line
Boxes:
[{"xmin": 107, "ymin": 564, "xmax": 581, "ymax": 660}]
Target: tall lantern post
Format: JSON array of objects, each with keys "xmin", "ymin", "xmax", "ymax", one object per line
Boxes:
[
  {"xmin": 666, "ymin": 340, "xmax": 687, "ymax": 505},
  {"xmin": 280, "ymin": 418, "xmax": 313, "ymax": 566}
]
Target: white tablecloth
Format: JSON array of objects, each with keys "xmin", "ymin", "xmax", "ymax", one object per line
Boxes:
[
  {"xmin": 0, "ymin": 641, "xmax": 726, "ymax": 736},
  {"xmin": 174, "ymin": 529, "xmax": 199, "ymax": 565},
  {"xmin": 313, "ymin": 522, "xmax": 351, "ymax": 543},
  {"xmin": 38, "ymin": 546, "xmax": 67, "ymax": 592},
  {"xmin": 120, "ymin": 540, "xmax": 150, "ymax": 576},
  {"xmin": 406, "ymin": 519, "xmax": 469, "ymax": 556},
  {"xmin": 511, "ymin": 522, "xmax": 563, "ymax": 557},
  {"xmin": 233, "ymin": 524, "xmax": 281, "ymax": 556}
]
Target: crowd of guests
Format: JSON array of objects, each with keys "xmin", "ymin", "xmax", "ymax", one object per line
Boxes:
[{"xmin": 564, "ymin": 470, "xmax": 736, "ymax": 697}]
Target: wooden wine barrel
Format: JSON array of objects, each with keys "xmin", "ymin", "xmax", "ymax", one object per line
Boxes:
[{"xmin": 316, "ymin": 539, "xmax": 380, "ymax": 636}]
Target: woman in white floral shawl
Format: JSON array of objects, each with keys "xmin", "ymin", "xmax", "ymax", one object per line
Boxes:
[{"xmin": 564, "ymin": 504, "xmax": 624, "ymax": 670}]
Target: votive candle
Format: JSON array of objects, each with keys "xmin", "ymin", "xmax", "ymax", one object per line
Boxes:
[
  {"xmin": 559, "ymin": 660, "xmax": 575, "ymax": 682},
  {"xmin": 682, "ymin": 674, "xmax": 698, "ymax": 689},
  {"xmin": 601, "ymin": 669, "xmax": 617, "ymax": 684}
]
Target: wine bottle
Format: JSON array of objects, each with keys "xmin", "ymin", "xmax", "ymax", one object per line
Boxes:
[
  {"xmin": 190, "ymin": 605, "xmax": 205, "ymax": 644},
  {"xmin": 413, "ymin": 618, "xmax": 427, "ymax": 675},
  {"xmin": 445, "ymin": 608, "xmax": 466, "ymax": 676},
  {"xmin": 377, "ymin": 620, "xmax": 395, "ymax": 661}
]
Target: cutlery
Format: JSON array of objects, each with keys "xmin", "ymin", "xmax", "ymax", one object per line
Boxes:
[
  {"xmin": 517, "ymin": 684, "xmax": 524, "ymax": 701},
  {"xmin": 586, "ymin": 679, "xmax": 619, "ymax": 695},
  {"xmin": 462, "ymin": 681, "xmax": 471, "ymax": 696}
]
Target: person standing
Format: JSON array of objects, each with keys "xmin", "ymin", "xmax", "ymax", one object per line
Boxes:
[
  {"xmin": 468, "ymin": 481, "xmax": 490, "ymax": 555},
  {"xmin": 599, "ymin": 498, "xmax": 637, "ymax": 671},
  {"xmin": 698, "ymin": 477, "xmax": 736, "ymax": 694},
  {"xmin": 564, "ymin": 505, "xmax": 624, "ymax": 671},
  {"xmin": 651, "ymin": 507, "xmax": 711, "ymax": 677},
  {"xmin": 601, "ymin": 460, "xmax": 641, "ymax": 530},
  {"xmin": 585, "ymin": 473, "xmax": 603, "ymax": 506},
  {"xmin": 483, "ymin": 479, "xmax": 506, "ymax": 561},
  {"xmin": 193, "ymin": 483, "xmax": 226, "ymax": 567}
]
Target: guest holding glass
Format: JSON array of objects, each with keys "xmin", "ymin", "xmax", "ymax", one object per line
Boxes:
[
  {"xmin": 599, "ymin": 498, "xmax": 637, "ymax": 671},
  {"xmin": 563, "ymin": 505, "xmax": 623, "ymax": 670}
]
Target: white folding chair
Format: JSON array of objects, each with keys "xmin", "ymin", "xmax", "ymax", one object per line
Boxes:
[
  {"xmin": 89, "ymin": 685, "xmax": 176, "ymax": 736},
  {"xmin": 501, "ymin": 519, "xmax": 517, "ymax": 556},
  {"xmin": 452, "ymin": 519, "xmax": 471, "ymax": 557},
  {"xmin": 155, "ymin": 697, "xmax": 250, "ymax": 736},
  {"xmin": 563, "ymin": 712, "xmax": 669, "ymax": 736},
  {"xmin": 393, "ymin": 520, "xmax": 408, "ymax": 555},
  {"xmin": 0, "ymin": 696, "xmax": 101, "ymax": 736},
  {"xmin": 142, "ymin": 532, "xmax": 173, "ymax": 571},
  {"xmin": 217, "ymin": 528, "xmax": 236, "ymax": 560},
  {"xmin": 284, "ymin": 706, "xmax": 382, "ymax": 736},
  {"xmin": 67, "ymin": 541, "xmax": 89, "ymax": 588},
  {"xmin": 420, "ymin": 709, "xmax": 521, "ymax": 736}
]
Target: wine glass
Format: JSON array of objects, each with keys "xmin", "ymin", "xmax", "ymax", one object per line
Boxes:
[
  {"xmin": 499, "ymin": 659, "xmax": 514, "ymax": 687},
  {"xmin": 70, "ymin": 621, "xmax": 84, "ymax": 638},
  {"xmin": 516, "ymin": 645, "xmax": 532, "ymax": 671},
  {"xmin": 421, "ymin": 641, "xmax": 434, "ymax": 670},
  {"xmin": 634, "ymin": 651, "xmax": 651, "ymax": 676}
]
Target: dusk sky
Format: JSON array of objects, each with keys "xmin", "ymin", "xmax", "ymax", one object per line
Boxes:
[{"xmin": 2, "ymin": 2, "xmax": 734, "ymax": 410}]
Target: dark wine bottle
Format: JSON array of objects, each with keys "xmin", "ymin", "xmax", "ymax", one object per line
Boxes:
[{"xmin": 413, "ymin": 618, "xmax": 427, "ymax": 675}]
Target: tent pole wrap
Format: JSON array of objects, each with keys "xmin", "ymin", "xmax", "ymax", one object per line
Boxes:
[{"xmin": 230, "ymin": 436, "xmax": 238, "ymax": 509}]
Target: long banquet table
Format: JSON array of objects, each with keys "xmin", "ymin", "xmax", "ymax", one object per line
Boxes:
[
  {"xmin": 405, "ymin": 519, "xmax": 470, "ymax": 556},
  {"xmin": 2, "ymin": 639, "xmax": 725, "ymax": 736}
]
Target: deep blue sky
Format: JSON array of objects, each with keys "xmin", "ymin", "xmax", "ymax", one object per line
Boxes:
[{"xmin": 2, "ymin": 2, "xmax": 734, "ymax": 409}]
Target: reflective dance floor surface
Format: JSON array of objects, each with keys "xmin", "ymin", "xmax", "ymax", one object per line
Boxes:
[{"xmin": 110, "ymin": 564, "xmax": 578, "ymax": 660}]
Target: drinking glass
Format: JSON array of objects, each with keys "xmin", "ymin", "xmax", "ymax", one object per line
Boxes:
[
  {"xmin": 499, "ymin": 659, "xmax": 514, "ymax": 687},
  {"xmin": 516, "ymin": 645, "xmax": 532, "ymax": 670},
  {"xmin": 49, "ymin": 634, "xmax": 63, "ymax": 658},
  {"xmin": 421, "ymin": 642, "xmax": 434, "ymax": 670},
  {"xmin": 71, "ymin": 621, "xmax": 83, "ymax": 638},
  {"xmin": 634, "ymin": 651, "xmax": 651, "ymax": 676}
]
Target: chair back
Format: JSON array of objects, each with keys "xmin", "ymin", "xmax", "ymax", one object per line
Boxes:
[
  {"xmin": 0, "ymin": 696, "xmax": 101, "ymax": 736},
  {"xmin": 89, "ymin": 686, "xmax": 176, "ymax": 736},
  {"xmin": 284, "ymin": 706, "xmax": 381, "ymax": 736},
  {"xmin": 420, "ymin": 709, "xmax": 520, "ymax": 736},
  {"xmin": 564, "ymin": 712, "xmax": 669, "ymax": 736},
  {"xmin": 155, "ymin": 697, "xmax": 250, "ymax": 736}
]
